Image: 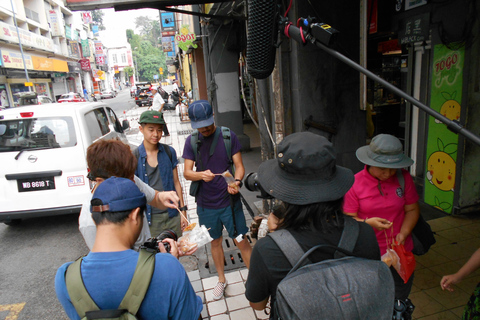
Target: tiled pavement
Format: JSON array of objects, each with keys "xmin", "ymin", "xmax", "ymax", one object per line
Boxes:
[{"xmin": 123, "ymin": 104, "xmax": 480, "ymax": 320}]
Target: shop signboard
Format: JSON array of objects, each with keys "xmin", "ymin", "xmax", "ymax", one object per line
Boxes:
[
  {"xmin": 424, "ymin": 45, "xmax": 464, "ymax": 214},
  {"xmin": 82, "ymin": 12, "xmax": 92, "ymax": 24},
  {"xmin": 79, "ymin": 58, "xmax": 91, "ymax": 71},
  {"xmin": 0, "ymin": 21, "xmax": 54, "ymax": 52},
  {"xmin": 94, "ymin": 40, "xmax": 103, "ymax": 55},
  {"xmin": 1, "ymin": 50, "xmax": 33, "ymax": 70},
  {"xmin": 162, "ymin": 37, "xmax": 173, "ymax": 52},
  {"xmin": 69, "ymin": 41, "xmax": 81, "ymax": 58},
  {"xmin": 161, "ymin": 12, "xmax": 175, "ymax": 31},
  {"xmin": 175, "ymin": 25, "xmax": 197, "ymax": 52},
  {"xmin": 32, "ymin": 56, "xmax": 54, "ymax": 71},
  {"xmin": 66, "ymin": 25, "xmax": 72, "ymax": 39},
  {"xmin": 49, "ymin": 10, "xmax": 63, "ymax": 37},
  {"xmin": 92, "ymin": 25, "xmax": 99, "ymax": 37},
  {"xmin": 398, "ymin": 13, "xmax": 429, "ymax": 45},
  {"xmin": 68, "ymin": 62, "xmax": 81, "ymax": 73},
  {"xmin": 96, "ymin": 54, "xmax": 105, "ymax": 65},
  {"xmin": 81, "ymin": 39, "xmax": 90, "ymax": 57}
]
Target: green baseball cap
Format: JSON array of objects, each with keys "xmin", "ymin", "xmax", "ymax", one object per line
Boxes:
[{"xmin": 139, "ymin": 110, "xmax": 165, "ymax": 125}]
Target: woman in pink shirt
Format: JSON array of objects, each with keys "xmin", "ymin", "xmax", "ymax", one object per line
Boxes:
[{"xmin": 343, "ymin": 134, "xmax": 420, "ymax": 312}]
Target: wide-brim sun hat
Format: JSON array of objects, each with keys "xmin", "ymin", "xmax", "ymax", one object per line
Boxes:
[
  {"xmin": 188, "ymin": 100, "xmax": 214, "ymax": 129},
  {"xmin": 356, "ymin": 134, "xmax": 414, "ymax": 169},
  {"xmin": 257, "ymin": 132, "xmax": 354, "ymax": 205}
]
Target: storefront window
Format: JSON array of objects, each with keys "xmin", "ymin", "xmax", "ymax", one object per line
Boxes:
[
  {"xmin": 0, "ymin": 84, "xmax": 10, "ymax": 108},
  {"xmin": 10, "ymin": 84, "xmax": 30, "ymax": 107}
]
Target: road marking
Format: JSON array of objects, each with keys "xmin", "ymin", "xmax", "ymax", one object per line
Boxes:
[{"xmin": 0, "ymin": 302, "xmax": 26, "ymax": 319}]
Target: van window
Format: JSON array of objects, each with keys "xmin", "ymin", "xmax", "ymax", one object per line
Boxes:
[
  {"xmin": 84, "ymin": 108, "xmax": 110, "ymax": 141},
  {"xmin": 106, "ymin": 107, "xmax": 123, "ymax": 133},
  {"xmin": 0, "ymin": 117, "xmax": 76, "ymax": 152}
]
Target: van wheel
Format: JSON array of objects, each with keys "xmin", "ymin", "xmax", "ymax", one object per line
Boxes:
[{"xmin": 4, "ymin": 219, "xmax": 21, "ymax": 226}]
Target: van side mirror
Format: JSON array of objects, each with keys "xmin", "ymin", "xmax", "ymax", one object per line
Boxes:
[
  {"xmin": 122, "ymin": 119, "xmax": 130, "ymax": 131},
  {"xmin": 0, "ymin": 124, "xmax": 6, "ymax": 136}
]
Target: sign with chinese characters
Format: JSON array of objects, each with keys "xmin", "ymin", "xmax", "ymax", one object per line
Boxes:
[
  {"xmin": 82, "ymin": 12, "xmax": 92, "ymax": 24},
  {"xmin": 79, "ymin": 58, "xmax": 91, "ymax": 71},
  {"xmin": 95, "ymin": 54, "xmax": 105, "ymax": 65},
  {"xmin": 81, "ymin": 39, "xmax": 90, "ymax": 57},
  {"xmin": 398, "ymin": 13, "xmax": 430, "ymax": 45},
  {"xmin": 49, "ymin": 10, "xmax": 63, "ymax": 37},
  {"xmin": 175, "ymin": 25, "xmax": 197, "ymax": 52},
  {"xmin": 0, "ymin": 21, "xmax": 54, "ymax": 52},
  {"xmin": 1, "ymin": 50, "xmax": 33, "ymax": 69},
  {"xmin": 94, "ymin": 40, "xmax": 103, "ymax": 54}
]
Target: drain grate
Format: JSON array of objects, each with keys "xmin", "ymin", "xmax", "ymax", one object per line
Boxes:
[
  {"xmin": 202, "ymin": 233, "xmax": 256, "ymax": 274},
  {"xmin": 177, "ymin": 129, "xmax": 194, "ymax": 135}
]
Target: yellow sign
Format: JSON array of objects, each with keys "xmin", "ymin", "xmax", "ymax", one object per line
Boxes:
[
  {"xmin": 159, "ymin": 67, "xmax": 163, "ymax": 74},
  {"xmin": 24, "ymin": 82, "xmax": 33, "ymax": 87}
]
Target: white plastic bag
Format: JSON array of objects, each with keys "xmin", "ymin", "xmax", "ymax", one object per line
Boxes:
[{"xmin": 178, "ymin": 223, "xmax": 213, "ymax": 254}]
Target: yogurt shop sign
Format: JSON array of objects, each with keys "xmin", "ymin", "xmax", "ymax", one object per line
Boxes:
[{"xmin": 175, "ymin": 25, "xmax": 197, "ymax": 52}]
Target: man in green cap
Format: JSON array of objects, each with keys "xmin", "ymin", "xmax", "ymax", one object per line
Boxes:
[{"xmin": 134, "ymin": 110, "xmax": 188, "ymax": 237}]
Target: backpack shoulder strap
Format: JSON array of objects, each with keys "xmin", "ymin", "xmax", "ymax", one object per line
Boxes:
[
  {"xmin": 268, "ymin": 230, "xmax": 310, "ymax": 268},
  {"xmin": 220, "ymin": 127, "xmax": 234, "ymax": 173},
  {"xmin": 118, "ymin": 249, "xmax": 156, "ymax": 315},
  {"xmin": 132, "ymin": 147, "xmax": 140, "ymax": 160},
  {"xmin": 190, "ymin": 130, "xmax": 199, "ymax": 162},
  {"xmin": 396, "ymin": 169, "xmax": 405, "ymax": 192},
  {"xmin": 160, "ymin": 143, "xmax": 173, "ymax": 164},
  {"xmin": 334, "ymin": 216, "xmax": 360, "ymax": 258},
  {"xmin": 65, "ymin": 257, "xmax": 99, "ymax": 318}
]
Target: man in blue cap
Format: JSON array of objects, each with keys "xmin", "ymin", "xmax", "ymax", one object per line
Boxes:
[
  {"xmin": 182, "ymin": 100, "xmax": 252, "ymax": 301},
  {"xmin": 55, "ymin": 177, "xmax": 202, "ymax": 319}
]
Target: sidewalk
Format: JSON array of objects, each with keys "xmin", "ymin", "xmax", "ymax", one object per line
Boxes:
[{"xmin": 123, "ymin": 105, "xmax": 480, "ymax": 320}]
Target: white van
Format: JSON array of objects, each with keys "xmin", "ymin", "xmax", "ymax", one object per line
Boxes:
[{"xmin": 0, "ymin": 102, "xmax": 130, "ymax": 225}]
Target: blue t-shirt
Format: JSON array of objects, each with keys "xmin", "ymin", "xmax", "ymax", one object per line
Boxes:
[
  {"xmin": 55, "ymin": 250, "xmax": 202, "ymax": 320},
  {"xmin": 182, "ymin": 127, "xmax": 242, "ymax": 209}
]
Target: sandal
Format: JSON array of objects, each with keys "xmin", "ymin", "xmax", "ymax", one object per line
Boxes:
[{"xmin": 212, "ymin": 280, "xmax": 228, "ymax": 300}]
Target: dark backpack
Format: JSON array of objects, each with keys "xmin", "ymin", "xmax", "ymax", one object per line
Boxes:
[
  {"xmin": 269, "ymin": 217, "xmax": 395, "ymax": 320},
  {"xmin": 65, "ymin": 249, "xmax": 155, "ymax": 320}
]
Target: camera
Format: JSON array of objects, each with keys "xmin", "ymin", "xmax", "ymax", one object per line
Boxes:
[
  {"xmin": 244, "ymin": 172, "xmax": 273, "ymax": 199},
  {"xmin": 141, "ymin": 229, "xmax": 178, "ymax": 253}
]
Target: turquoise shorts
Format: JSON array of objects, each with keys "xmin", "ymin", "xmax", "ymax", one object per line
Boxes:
[{"xmin": 197, "ymin": 200, "xmax": 248, "ymax": 240}]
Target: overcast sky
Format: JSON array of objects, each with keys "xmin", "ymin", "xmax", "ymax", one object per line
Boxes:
[{"xmin": 98, "ymin": 8, "xmax": 160, "ymax": 47}]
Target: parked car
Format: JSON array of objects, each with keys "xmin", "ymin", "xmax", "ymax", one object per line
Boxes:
[
  {"xmin": 0, "ymin": 102, "xmax": 130, "ymax": 225},
  {"xmin": 100, "ymin": 90, "xmax": 115, "ymax": 99},
  {"xmin": 14, "ymin": 92, "xmax": 54, "ymax": 106},
  {"xmin": 58, "ymin": 92, "xmax": 86, "ymax": 103}
]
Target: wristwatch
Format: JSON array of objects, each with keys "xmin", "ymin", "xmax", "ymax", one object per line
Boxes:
[
  {"xmin": 235, "ymin": 179, "xmax": 243, "ymax": 188},
  {"xmin": 179, "ymin": 205, "xmax": 188, "ymax": 211}
]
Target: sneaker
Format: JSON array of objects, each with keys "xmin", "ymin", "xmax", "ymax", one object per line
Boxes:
[{"xmin": 212, "ymin": 280, "xmax": 228, "ymax": 300}]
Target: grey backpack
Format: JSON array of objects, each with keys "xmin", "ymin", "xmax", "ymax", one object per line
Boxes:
[{"xmin": 269, "ymin": 217, "xmax": 395, "ymax": 320}]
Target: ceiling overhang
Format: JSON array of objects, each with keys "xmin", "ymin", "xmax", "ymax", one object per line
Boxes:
[{"xmin": 65, "ymin": 0, "xmax": 231, "ymax": 12}]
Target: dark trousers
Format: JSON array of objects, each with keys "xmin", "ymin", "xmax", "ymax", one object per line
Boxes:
[
  {"xmin": 390, "ymin": 266, "xmax": 414, "ymax": 300},
  {"xmin": 163, "ymin": 122, "xmax": 169, "ymax": 135}
]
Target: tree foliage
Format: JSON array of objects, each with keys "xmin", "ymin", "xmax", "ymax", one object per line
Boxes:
[
  {"xmin": 127, "ymin": 14, "xmax": 168, "ymax": 82},
  {"xmin": 91, "ymin": 10, "xmax": 106, "ymax": 31},
  {"xmin": 123, "ymin": 66, "xmax": 134, "ymax": 78}
]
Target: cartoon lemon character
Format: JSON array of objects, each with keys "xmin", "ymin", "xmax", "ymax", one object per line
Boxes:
[
  {"xmin": 426, "ymin": 139, "xmax": 456, "ymax": 192},
  {"xmin": 435, "ymin": 91, "xmax": 461, "ymax": 124},
  {"xmin": 180, "ymin": 26, "xmax": 189, "ymax": 35}
]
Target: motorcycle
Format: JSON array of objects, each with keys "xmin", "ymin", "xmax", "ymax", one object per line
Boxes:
[{"xmin": 91, "ymin": 93, "xmax": 97, "ymax": 102}]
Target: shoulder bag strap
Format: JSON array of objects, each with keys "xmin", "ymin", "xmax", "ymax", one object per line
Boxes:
[
  {"xmin": 160, "ymin": 143, "xmax": 173, "ymax": 164},
  {"xmin": 334, "ymin": 216, "xmax": 360, "ymax": 258},
  {"xmin": 396, "ymin": 169, "xmax": 405, "ymax": 192},
  {"xmin": 65, "ymin": 257, "xmax": 99, "ymax": 318},
  {"xmin": 220, "ymin": 127, "xmax": 234, "ymax": 174},
  {"xmin": 268, "ymin": 229, "xmax": 310, "ymax": 268},
  {"xmin": 118, "ymin": 249, "xmax": 156, "ymax": 315}
]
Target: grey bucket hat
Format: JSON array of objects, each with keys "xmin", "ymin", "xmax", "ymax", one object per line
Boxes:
[
  {"xmin": 257, "ymin": 132, "xmax": 354, "ymax": 205},
  {"xmin": 356, "ymin": 134, "xmax": 414, "ymax": 169}
]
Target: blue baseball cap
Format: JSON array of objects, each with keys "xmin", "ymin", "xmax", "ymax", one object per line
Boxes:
[
  {"xmin": 91, "ymin": 177, "xmax": 146, "ymax": 213},
  {"xmin": 188, "ymin": 100, "xmax": 214, "ymax": 129}
]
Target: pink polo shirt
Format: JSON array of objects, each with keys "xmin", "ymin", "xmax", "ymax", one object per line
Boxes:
[{"xmin": 343, "ymin": 166, "xmax": 419, "ymax": 255}]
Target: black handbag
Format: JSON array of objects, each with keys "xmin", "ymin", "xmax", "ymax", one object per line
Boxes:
[
  {"xmin": 411, "ymin": 215, "xmax": 436, "ymax": 256},
  {"xmin": 189, "ymin": 180, "xmax": 201, "ymax": 198}
]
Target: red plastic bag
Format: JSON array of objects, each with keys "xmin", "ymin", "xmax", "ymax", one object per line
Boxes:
[{"xmin": 392, "ymin": 242, "xmax": 416, "ymax": 283}]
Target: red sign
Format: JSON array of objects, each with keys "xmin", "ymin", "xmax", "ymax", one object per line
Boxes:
[
  {"xmin": 79, "ymin": 58, "xmax": 91, "ymax": 71},
  {"xmin": 368, "ymin": 0, "xmax": 378, "ymax": 34},
  {"xmin": 162, "ymin": 31, "xmax": 175, "ymax": 36},
  {"xmin": 82, "ymin": 12, "xmax": 92, "ymax": 24}
]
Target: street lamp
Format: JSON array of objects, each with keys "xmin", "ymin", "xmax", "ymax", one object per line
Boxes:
[{"xmin": 133, "ymin": 47, "xmax": 139, "ymax": 84}]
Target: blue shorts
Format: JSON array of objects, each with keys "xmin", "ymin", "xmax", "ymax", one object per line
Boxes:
[{"xmin": 197, "ymin": 200, "xmax": 249, "ymax": 240}]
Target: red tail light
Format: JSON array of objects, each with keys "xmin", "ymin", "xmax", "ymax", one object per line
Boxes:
[{"xmin": 20, "ymin": 112, "xmax": 34, "ymax": 118}]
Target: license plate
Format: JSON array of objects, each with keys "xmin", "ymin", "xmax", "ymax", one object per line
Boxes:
[{"xmin": 17, "ymin": 177, "xmax": 55, "ymax": 192}]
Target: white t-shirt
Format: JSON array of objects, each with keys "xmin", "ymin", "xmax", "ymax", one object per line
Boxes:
[
  {"xmin": 78, "ymin": 175, "xmax": 154, "ymax": 251},
  {"xmin": 152, "ymin": 92, "xmax": 165, "ymax": 112}
]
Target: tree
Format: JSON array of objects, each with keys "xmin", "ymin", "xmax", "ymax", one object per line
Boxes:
[
  {"xmin": 91, "ymin": 10, "xmax": 106, "ymax": 31},
  {"xmin": 124, "ymin": 66, "xmax": 134, "ymax": 78}
]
